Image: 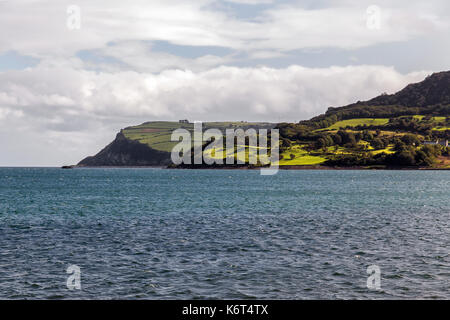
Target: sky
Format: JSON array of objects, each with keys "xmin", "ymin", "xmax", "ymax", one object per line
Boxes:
[{"xmin": 0, "ymin": 0, "xmax": 449, "ymax": 166}]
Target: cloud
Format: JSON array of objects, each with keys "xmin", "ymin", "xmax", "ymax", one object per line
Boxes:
[
  {"xmin": 0, "ymin": 63, "xmax": 429, "ymax": 165},
  {"xmin": 223, "ymin": 0, "xmax": 274, "ymax": 4},
  {"xmin": 0, "ymin": 0, "xmax": 448, "ymax": 63},
  {"xmin": 92, "ymin": 41, "xmax": 234, "ymax": 73}
]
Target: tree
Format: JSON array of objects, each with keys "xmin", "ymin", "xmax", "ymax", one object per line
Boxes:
[
  {"xmin": 401, "ymin": 134, "xmax": 420, "ymax": 146},
  {"xmin": 394, "ymin": 150, "xmax": 416, "ymax": 166},
  {"xmin": 332, "ymin": 134, "xmax": 342, "ymax": 145},
  {"xmin": 371, "ymin": 138, "xmax": 384, "ymax": 150}
]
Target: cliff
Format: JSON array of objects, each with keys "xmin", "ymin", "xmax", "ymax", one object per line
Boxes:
[{"xmin": 78, "ymin": 131, "xmax": 172, "ymax": 166}]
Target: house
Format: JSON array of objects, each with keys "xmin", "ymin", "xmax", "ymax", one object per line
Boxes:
[
  {"xmin": 423, "ymin": 140, "xmax": 439, "ymax": 145},
  {"xmin": 422, "ymin": 140, "xmax": 448, "ymax": 147},
  {"xmin": 179, "ymin": 119, "xmax": 189, "ymax": 124}
]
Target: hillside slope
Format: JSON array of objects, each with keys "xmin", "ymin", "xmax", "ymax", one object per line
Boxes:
[
  {"xmin": 276, "ymin": 71, "xmax": 450, "ymax": 168},
  {"xmin": 78, "ymin": 121, "xmax": 275, "ymax": 167}
]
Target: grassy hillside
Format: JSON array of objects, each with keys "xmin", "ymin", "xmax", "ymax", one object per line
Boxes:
[
  {"xmin": 123, "ymin": 121, "xmax": 192, "ymax": 153},
  {"xmin": 119, "ymin": 116, "xmax": 449, "ymax": 169},
  {"xmin": 281, "ymin": 70, "xmax": 450, "ymax": 168},
  {"xmin": 278, "ymin": 114, "xmax": 449, "ymax": 168},
  {"xmin": 119, "ymin": 115, "xmax": 449, "ymax": 168},
  {"xmin": 122, "ymin": 121, "xmax": 275, "ymax": 153}
]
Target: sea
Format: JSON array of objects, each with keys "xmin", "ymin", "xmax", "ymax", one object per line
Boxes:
[{"xmin": 0, "ymin": 168, "xmax": 448, "ymax": 299}]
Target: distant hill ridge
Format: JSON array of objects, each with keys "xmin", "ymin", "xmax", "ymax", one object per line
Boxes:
[
  {"xmin": 365, "ymin": 71, "xmax": 450, "ymax": 108},
  {"xmin": 304, "ymin": 71, "xmax": 450, "ymax": 128}
]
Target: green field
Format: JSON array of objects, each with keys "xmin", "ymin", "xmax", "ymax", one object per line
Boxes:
[
  {"xmin": 316, "ymin": 115, "xmax": 449, "ymax": 134},
  {"xmin": 123, "ymin": 121, "xmax": 275, "ymax": 153},
  {"xmin": 279, "ymin": 145, "xmax": 327, "ymax": 165},
  {"xmin": 412, "ymin": 115, "xmax": 446, "ymax": 121},
  {"xmin": 317, "ymin": 118, "xmax": 389, "ymax": 131},
  {"xmin": 432, "ymin": 126, "xmax": 450, "ymax": 131},
  {"xmin": 317, "ymin": 115, "xmax": 448, "ymax": 132},
  {"xmin": 278, "ymin": 139, "xmax": 398, "ymax": 166},
  {"xmin": 371, "ymin": 145, "xmax": 395, "ymax": 155},
  {"xmin": 123, "ymin": 122, "xmax": 189, "ymax": 152},
  {"xmin": 408, "ymin": 115, "xmax": 449, "ymax": 131}
]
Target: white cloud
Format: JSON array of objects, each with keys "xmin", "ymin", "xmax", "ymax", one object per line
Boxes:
[
  {"xmin": 248, "ymin": 50, "xmax": 287, "ymax": 59},
  {"xmin": 95, "ymin": 41, "xmax": 234, "ymax": 73},
  {"xmin": 0, "ymin": 0, "xmax": 448, "ymax": 63},
  {"xmin": 223, "ymin": 0, "xmax": 274, "ymax": 4}
]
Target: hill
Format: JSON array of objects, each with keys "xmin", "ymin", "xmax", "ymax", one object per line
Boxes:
[
  {"xmin": 78, "ymin": 71, "xmax": 450, "ymax": 169},
  {"xmin": 78, "ymin": 121, "xmax": 275, "ymax": 167},
  {"xmin": 276, "ymin": 71, "xmax": 450, "ymax": 168},
  {"xmin": 365, "ymin": 71, "xmax": 450, "ymax": 107}
]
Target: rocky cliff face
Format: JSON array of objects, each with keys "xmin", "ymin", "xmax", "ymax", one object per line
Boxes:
[{"xmin": 78, "ymin": 131, "xmax": 172, "ymax": 166}]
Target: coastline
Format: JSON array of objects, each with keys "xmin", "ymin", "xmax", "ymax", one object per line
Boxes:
[{"xmin": 67, "ymin": 165, "xmax": 450, "ymax": 170}]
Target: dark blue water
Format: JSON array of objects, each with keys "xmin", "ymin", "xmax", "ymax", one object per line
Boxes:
[{"xmin": 0, "ymin": 168, "xmax": 448, "ymax": 299}]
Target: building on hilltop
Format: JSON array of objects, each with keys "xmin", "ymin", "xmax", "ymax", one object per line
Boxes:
[{"xmin": 422, "ymin": 140, "xmax": 448, "ymax": 147}]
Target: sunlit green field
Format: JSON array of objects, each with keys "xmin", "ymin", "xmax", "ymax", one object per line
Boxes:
[
  {"xmin": 203, "ymin": 145, "xmax": 272, "ymax": 165},
  {"xmin": 371, "ymin": 145, "xmax": 395, "ymax": 155},
  {"xmin": 412, "ymin": 115, "xmax": 446, "ymax": 121},
  {"xmin": 279, "ymin": 145, "xmax": 327, "ymax": 165},
  {"xmin": 433, "ymin": 126, "xmax": 450, "ymax": 131},
  {"xmin": 317, "ymin": 118, "xmax": 389, "ymax": 131},
  {"xmin": 277, "ymin": 140, "xmax": 398, "ymax": 166},
  {"xmin": 123, "ymin": 121, "xmax": 275, "ymax": 153},
  {"xmin": 317, "ymin": 115, "xmax": 448, "ymax": 132}
]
